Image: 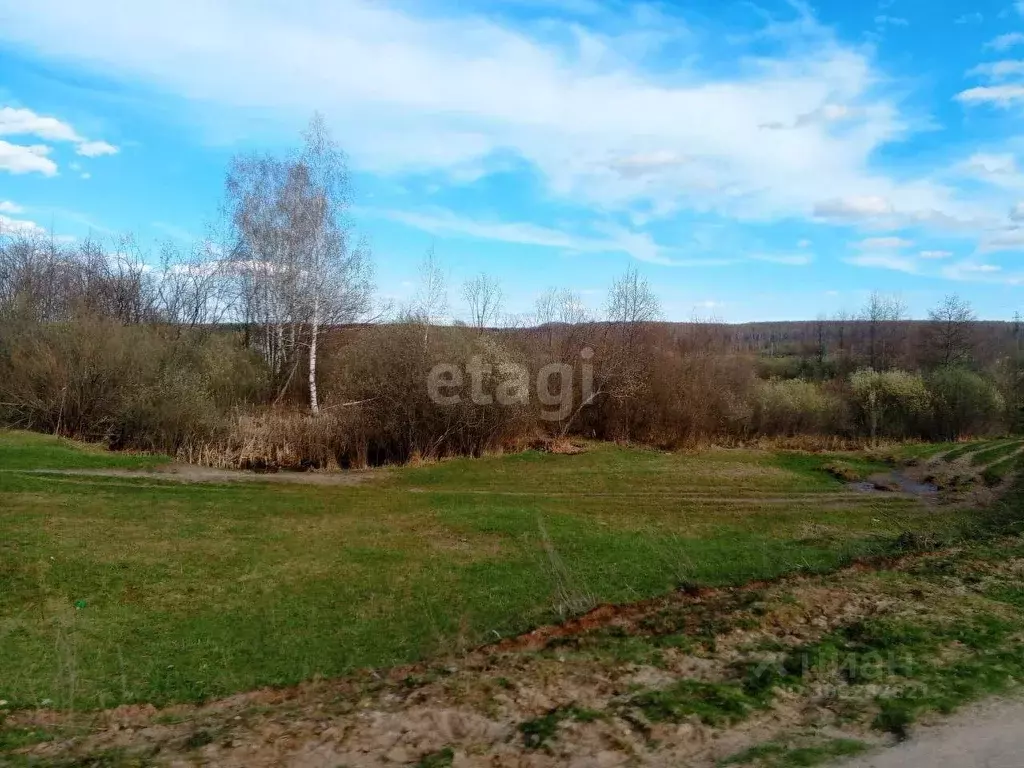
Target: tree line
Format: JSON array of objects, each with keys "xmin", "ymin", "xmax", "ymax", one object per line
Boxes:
[{"xmin": 1, "ymin": 116, "xmax": 1022, "ymax": 467}]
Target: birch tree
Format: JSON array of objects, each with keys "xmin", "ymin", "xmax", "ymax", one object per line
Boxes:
[{"xmin": 225, "ymin": 114, "xmax": 373, "ymax": 413}]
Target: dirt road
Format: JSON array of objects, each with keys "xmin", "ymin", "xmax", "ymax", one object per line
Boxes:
[{"xmin": 839, "ymin": 698, "xmax": 1024, "ymax": 768}]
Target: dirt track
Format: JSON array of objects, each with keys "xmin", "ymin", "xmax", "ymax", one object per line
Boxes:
[
  {"xmin": 5, "ymin": 465, "xmax": 372, "ymax": 485},
  {"xmin": 839, "ymin": 698, "xmax": 1024, "ymax": 768}
]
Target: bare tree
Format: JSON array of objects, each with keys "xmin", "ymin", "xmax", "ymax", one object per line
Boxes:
[
  {"xmin": 225, "ymin": 114, "xmax": 373, "ymax": 413},
  {"xmin": 411, "ymin": 245, "xmax": 447, "ymax": 344},
  {"xmin": 922, "ymin": 294, "xmax": 977, "ymax": 369},
  {"xmin": 607, "ymin": 265, "xmax": 661, "ymax": 354},
  {"xmin": 860, "ymin": 291, "xmax": 906, "ymax": 370},
  {"xmin": 534, "ymin": 287, "xmax": 590, "ymax": 357},
  {"xmin": 463, "ymin": 273, "xmax": 503, "ymax": 332}
]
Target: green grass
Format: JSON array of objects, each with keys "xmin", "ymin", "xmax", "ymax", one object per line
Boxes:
[
  {"xmin": 517, "ymin": 705, "xmax": 603, "ymax": 749},
  {"xmin": 0, "ymin": 431, "xmax": 170, "ymax": 471},
  {"xmin": 719, "ymin": 737, "xmax": 867, "ymax": 767},
  {"xmin": 624, "ymin": 679, "xmax": 769, "ymax": 726},
  {"xmin": 970, "ymin": 439, "xmax": 1024, "ymax": 468},
  {"xmin": 0, "ymin": 431, "xmax": 985, "ymax": 710}
]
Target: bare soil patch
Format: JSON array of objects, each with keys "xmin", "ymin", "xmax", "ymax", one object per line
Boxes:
[{"xmin": 9, "ymin": 464, "xmax": 375, "ymax": 486}]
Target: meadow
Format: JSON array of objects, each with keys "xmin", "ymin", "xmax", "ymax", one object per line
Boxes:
[{"xmin": 0, "ymin": 430, "xmax": 1003, "ymax": 711}]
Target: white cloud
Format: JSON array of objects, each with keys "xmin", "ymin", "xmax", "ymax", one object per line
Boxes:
[
  {"xmin": 955, "ymin": 13, "xmax": 984, "ymax": 24},
  {"xmin": 979, "ymin": 226, "xmax": 1024, "ymax": 252},
  {"xmin": 814, "ymin": 196, "xmax": 893, "ymax": 219},
  {"xmin": 76, "ymin": 140, "xmax": 118, "ymax": 157},
  {"xmin": 964, "ymin": 152, "xmax": 1019, "ymax": 178},
  {"xmin": 986, "ymin": 32, "xmax": 1024, "ymax": 50},
  {"xmin": 0, "ymin": 106, "xmax": 81, "ymax": 142},
  {"xmin": 0, "ymin": 213, "xmax": 45, "ymax": 236},
  {"xmin": 0, "ymin": 200, "xmax": 24, "ymax": 214},
  {"xmin": 919, "ymin": 249, "xmax": 953, "ymax": 259},
  {"xmin": 968, "ymin": 60, "xmax": 1024, "ymax": 79},
  {"xmin": 874, "ymin": 15, "xmax": 909, "ymax": 27},
  {"xmin": 0, "ymin": 106, "xmax": 118, "ymax": 171},
  {"xmin": 857, "ymin": 236, "xmax": 913, "ymax": 249},
  {"xmin": 958, "ymin": 153, "xmax": 1024, "ymax": 192},
  {"xmin": 760, "ymin": 103, "xmax": 859, "ymax": 130},
  {"xmin": 0, "ymin": 139, "xmax": 57, "ymax": 175},
  {"xmin": 0, "ymin": 0, "xmax": 948, "ymax": 225},
  {"xmin": 607, "ymin": 150, "xmax": 688, "ymax": 179},
  {"xmin": 845, "ymin": 252, "xmax": 919, "ymax": 273},
  {"xmin": 956, "ymin": 85, "xmax": 1024, "ymax": 105},
  {"xmin": 797, "ymin": 238, "xmax": 812, "ymax": 248}
]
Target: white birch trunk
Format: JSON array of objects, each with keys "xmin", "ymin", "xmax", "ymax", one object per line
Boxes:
[{"xmin": 308, "ymin": 294, "xmax": 320, "ymax": 415}]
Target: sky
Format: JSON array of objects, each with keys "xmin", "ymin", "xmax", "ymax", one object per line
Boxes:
[{"xmin": 2, "ymin": 0, "xmax": 1024, "ymax": 322}]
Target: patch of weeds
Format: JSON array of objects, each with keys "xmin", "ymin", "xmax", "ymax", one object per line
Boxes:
[
  {"xmin": 518, "ymin": 705, "xmax": 603, "ymax": 750},
  {"xmin": 774, "ymin": 452, "xmax": 888, "ymax": 486},
  {"xmin": 150, "ymin": 712, "xmax": 187, "ymax": 726},
  {"xmin": 984, "ymin": 584, "xmax": 1024, "ymax": 608},
  {"xmin": 182, "ymin": 729, "xmax": 214, "ymax": 750},
  {"xmin": 0, "ymin": 724, "xmax": 57, "ymax": 750},
  {"xmin": 982, "ymin": 455, "xmax": 1021, "ymax": 487},
  {"xmin": 401, "ymin": 670, "xmax": 441, "ymax": 690},
  {"xmin": 734, "ymin": 657, "xmax": 805, "ymax": 700},
  {"xmin": 777, "ymin": 611, "xmax": 1024, "ymax": 738},
  {"xmin": 822, "ymin": 462, "xmax": 866, "ymax": 483},
  {"xmin": 415, "ymin": 747, "xmax": 455, "ymax": 768},
  {"xmin": 625, "ymin": 680, "xmax": 767, "ymax": 727},
  {"xmin": 4, "ymin": 749, "xmax": 160, "ymax": 767},
  {"xmin": 941, "ymin": 442, "xmax": 985, "ymax": 463},
  {"xmin": 874, "ymin": 698, "xmax": 915, "ymax": 740},
  {"xmin": 970, "ymin": 441, "xmax": 1022, "ymax": 468},
  {"xmin": 719, "ymin": 737, "xmax": 867, "ymax": 767}
]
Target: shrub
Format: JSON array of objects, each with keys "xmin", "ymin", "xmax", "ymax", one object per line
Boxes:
[
  {"xmin": 926, "ymin": 366, "xmax": 1004, "ymax": 440},
  {"xmin": 849, "ymin": 369, "xmax": 931, "ymax": 440},
  {"xmin": 0, "ymin": 315, "xmax": 268, "ymax": 454},
  {"xmin": 750, "ymin": 378, "xmax": 844, "ymax": 436}
]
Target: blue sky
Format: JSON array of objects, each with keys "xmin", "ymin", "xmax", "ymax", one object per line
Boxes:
[{"xmin": 2, "ymin": 0, "xmax": 1024, "ymax": 321}]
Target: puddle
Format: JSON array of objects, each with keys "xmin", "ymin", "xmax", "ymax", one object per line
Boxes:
[{"xmin": 849, "ymin": 471, "xmax": 938, "ymax": 497}]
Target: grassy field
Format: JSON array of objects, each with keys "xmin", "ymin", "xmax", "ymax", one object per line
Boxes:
[{"xmin": 0, "ymin": 431, "xmax": 1001, "ymax": 711}]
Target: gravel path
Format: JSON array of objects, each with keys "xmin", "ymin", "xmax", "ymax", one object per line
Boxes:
[{"xmin": 838, "ymin": 698, "xmax": 1024, "ymax": 768}]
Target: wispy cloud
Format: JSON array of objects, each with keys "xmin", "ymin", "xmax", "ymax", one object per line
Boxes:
[
  {"xmin": 845, "ymin": 252, "xmax": 919, "ymax": 273},
  {"xmin": 986, "ymin": 32, "xmax": 1024, "ymax": 50},
  {"xmin": 968, "ymin": 59, "xmax": 1024, "ymax": 79},
  {"xmin": 857, "ymin": 236, "xmax": 913, "ymax": 249},
  {"xmin": 365, "ymin": 207, "xmax": 728, "ymax": 266},
  {"xmin": 956, "ymin": 84, "xmax": 1024, "ymax": 105}
]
